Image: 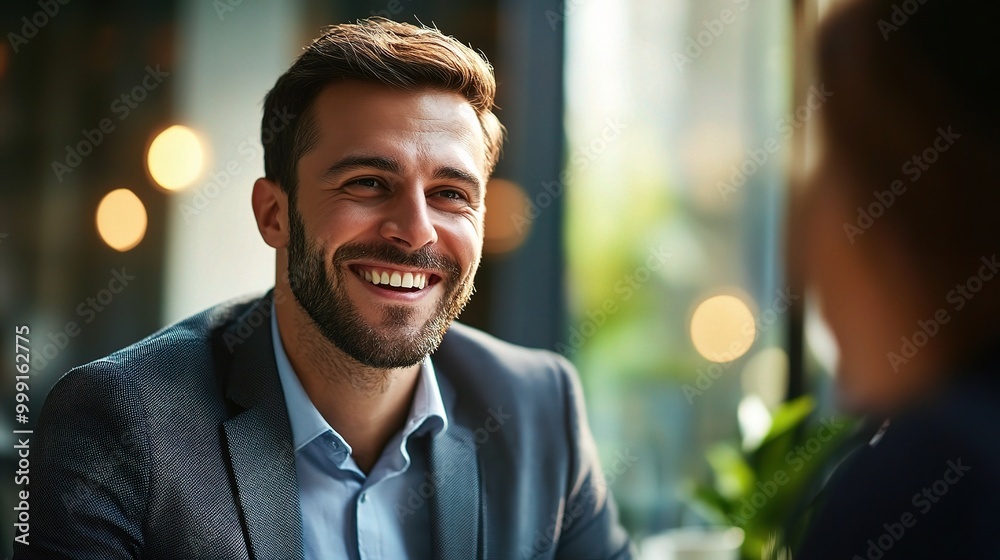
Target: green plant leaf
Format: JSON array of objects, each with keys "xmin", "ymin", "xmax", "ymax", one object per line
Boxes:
[
  {"xmin": 689, "ymin": 484, "xmax": 733, "ymax": 522},
  {"xmin": 759, "ymin": 396, "xmax": 815, "ymax": 446},
  {"xmin": 706, "ymin": 443, "xmax": 755, "ymax": 500}
]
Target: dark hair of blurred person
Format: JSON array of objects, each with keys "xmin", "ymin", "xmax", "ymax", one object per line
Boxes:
[{"xmin": 793, "ymin": 0, "xmax": 1000, "ymax": 558}]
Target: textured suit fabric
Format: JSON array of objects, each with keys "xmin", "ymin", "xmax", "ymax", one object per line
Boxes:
[
  {"xmin": 16, "ymin": 292, "xmax": 633, "ymax": 559},
  {"xmin": 796, "ymin": 356, "xmax": 1000, "ymax": 559}
]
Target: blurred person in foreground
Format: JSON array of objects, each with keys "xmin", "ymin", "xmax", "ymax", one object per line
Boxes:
[
  {"xmin": 795, "ymin": 0, "xmax": 1000, "ymax": 558},
  {"xmin": 18, "ymin": 19, "xmax": 632, "ymax": 560}
]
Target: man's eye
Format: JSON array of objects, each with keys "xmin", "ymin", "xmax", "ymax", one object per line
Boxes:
[
  {"xmin": 435, "ymin": 189, "xmax": 467, "ymax": 201},
  {"xmin": 347, "ymin": 178, "xmax": 383, "ymax": 189}
]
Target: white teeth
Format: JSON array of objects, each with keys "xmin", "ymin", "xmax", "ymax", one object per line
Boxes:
[{"xmin": 358, "ymin": 267, "xmax": 431, "ymax": 289}]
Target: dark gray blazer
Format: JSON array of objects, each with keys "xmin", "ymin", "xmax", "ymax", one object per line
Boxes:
[{"xmin": 16, "ymin": 293, "xmax": 633, "ymax": 559}]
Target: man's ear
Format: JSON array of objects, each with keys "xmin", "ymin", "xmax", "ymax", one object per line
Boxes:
[{"xmin": 252, "ymin": 177, "xmax": 289, "ymax": 248}]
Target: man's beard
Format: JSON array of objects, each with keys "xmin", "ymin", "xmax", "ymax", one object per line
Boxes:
[{"xmin": 286, "ymin": 202, "xmax": 475, "ymax": 369}]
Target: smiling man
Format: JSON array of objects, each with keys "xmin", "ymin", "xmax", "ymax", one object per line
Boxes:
[{"xmin": 18, "ymin": 19, "xmax": 633, "ymax": 560}]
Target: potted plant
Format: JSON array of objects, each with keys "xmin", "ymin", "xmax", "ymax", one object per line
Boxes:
[{"xmin": 688, "ymin": 396, "xmax": 856, "ymax": 560}]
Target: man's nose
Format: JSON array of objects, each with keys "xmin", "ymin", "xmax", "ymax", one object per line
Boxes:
[{"xmin": 379, "ymin": 190, "xmax": 439, "ymax": 249}]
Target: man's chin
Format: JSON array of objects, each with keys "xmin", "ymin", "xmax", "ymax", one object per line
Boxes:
[
  {"xmin": 366, "ymin": 322, "xmax": 427, "ymax": 343},
  {"xmin": 355, "ymin": 304, "xmax": 431, "ymax": 331},
  {"xmin": 356, "ymin": 308, "xmax": 445, "ymax": 343},
  {"xmin": 338, "ymin": 324, "xmax": 442, "ymax": 370}
]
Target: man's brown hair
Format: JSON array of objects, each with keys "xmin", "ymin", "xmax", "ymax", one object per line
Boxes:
[{"xmin": 262, "ymin": 18, "xmax": 505, "ymax": 200}]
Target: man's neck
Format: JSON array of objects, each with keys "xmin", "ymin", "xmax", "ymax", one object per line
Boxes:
[{"xmin": 275, "ymin": 297, "xmax": 421, "ymax": 473}]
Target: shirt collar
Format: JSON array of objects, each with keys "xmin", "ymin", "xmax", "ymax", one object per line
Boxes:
[{"xmin": 270, "ymin": 302, "xmax": 448, "ymax": 453}]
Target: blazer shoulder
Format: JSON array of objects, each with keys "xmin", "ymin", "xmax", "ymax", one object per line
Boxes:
[
  {"xmin": 799, "ymin": 372, "xmax": 1000, "ymax": 558},
  {"xmin": 434, "ymin": 322, "xmax": 581, "ymax": 408},
  {"xmin": 47, "ymin": 292, "xmax": 268, "ymax": 400},
  {"xmin": 439, "ymin": 322, "xmax": 575, "ymax": 377},
  {"xmin": 885, "ymin": 368, "xmax": 1000, "ymax": 466}
]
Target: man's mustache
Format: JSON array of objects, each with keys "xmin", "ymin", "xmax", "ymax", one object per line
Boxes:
[{"xmin": 332, "ymin": 242, "xmax": 462, "ymax": 279}]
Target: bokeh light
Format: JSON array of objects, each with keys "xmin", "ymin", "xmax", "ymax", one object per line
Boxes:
[
  {"xmin": 483, "ymin": 178, "xmax": 532, "ymax": 254},
  {"xmin": 96, "ymin": 188, "xmax": 148, "ymax": 251},
  {"xmin": 681, "ymin": 122, "xmax": 746, "ymax": 213},
  {"xmin": 741, "ymin": 346, "xmax": 789, "ymax": 411},
  {"xmin": 146, "ymin": 125, "xmax": 205, "ymax": 191},
  {"xmin": 690, "ymin": 294, "xmax": 756, "ymax": 362}
]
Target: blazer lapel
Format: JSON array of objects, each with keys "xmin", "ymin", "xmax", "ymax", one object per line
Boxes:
[
  {"xmin": 221, "ymin": 295, "xmax": 304, "ymax": 560},
  {"xmin": 429, "ymin": 371, "xmax": 483, "ymax": 559}
]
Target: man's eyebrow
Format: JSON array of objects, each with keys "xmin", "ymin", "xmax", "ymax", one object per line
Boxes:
[
  {"xmin": 323, "ymin": 156, "xmax": 483, "ymax": 195},
  {"xmin": 433, "ymin": 166, "xmax": 484, "ymax": 195},
  {"xmin": 323, "ymin": 155, "xmax": 401, "ymax": 178}
]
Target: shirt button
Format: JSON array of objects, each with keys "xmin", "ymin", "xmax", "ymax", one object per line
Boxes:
[{"xmin": 359, "ymin": 492, "xmax": 367, "ymax": 503}]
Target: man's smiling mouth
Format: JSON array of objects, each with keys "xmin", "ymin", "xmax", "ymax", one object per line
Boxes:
[{"xmin": 350, "ymin": 265, "xmax": 441, "ymax": 292}]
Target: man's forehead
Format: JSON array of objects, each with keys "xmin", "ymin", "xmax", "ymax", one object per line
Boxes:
[
  {"xmin": 312, "ymin": 81, "xmax": 476, "ymax": 127},
  {"xmin": 307, "ymin": 81, "xmax": 487, "ymax": 173}
]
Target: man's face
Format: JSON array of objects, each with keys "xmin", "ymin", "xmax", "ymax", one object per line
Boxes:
[{"xmin": 285, "ymin": 81, "xmax": 487, "ymax": 369}]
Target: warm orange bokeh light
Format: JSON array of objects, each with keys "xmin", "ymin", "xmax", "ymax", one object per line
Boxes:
[
  {"xmin": 146, "ymin": 125, "xmax": 205, "ymax": 191},
  {"xmin": 690, "ymin": 294, "xmax": 756, "ymax": 362},
  {"xmin": 96, "ymin": 188, "xmax": 147, "ymax": 251},
  {"xmin": 483, "ymin": 178, "xmax": 532, "ymax": 254}
]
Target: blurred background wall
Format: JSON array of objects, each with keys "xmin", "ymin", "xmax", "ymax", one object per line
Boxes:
[{"xmin": 0, "ymin": 0, "xmax": 843, "ymax": 557}]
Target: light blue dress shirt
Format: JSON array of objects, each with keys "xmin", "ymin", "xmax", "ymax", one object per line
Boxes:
[{"xmin": 270, "ymin": 306, "xmax": 448, "ymax": 560}]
